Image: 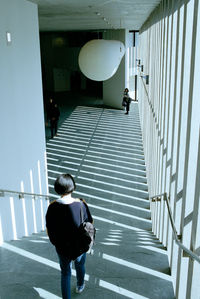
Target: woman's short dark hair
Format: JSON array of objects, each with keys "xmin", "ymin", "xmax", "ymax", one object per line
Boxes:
[{"xmin": 54, "ymin": 174, "xmax": 76, "ymax": 195}]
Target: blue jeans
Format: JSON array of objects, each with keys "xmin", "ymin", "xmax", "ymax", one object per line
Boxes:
[{"xmin": 57, "ymin": 252, "xmax": 86, "ymax": 299}]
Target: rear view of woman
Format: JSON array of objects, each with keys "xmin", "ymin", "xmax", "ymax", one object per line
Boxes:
[{"xmin": 46, "ymin": 174, "xmax": 93, "ymax": 299}]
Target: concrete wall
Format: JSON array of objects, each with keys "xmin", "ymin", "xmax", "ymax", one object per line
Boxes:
[
  {"xmin": 0, "ymin": 0, "xmax": 49, "ymax": 244},
  {"xmin": 103, "ymin": 29, "xmax": 129, "ymax": 109},
  {"xmin": 138, "ymin": 0, "xmax": 200, "ymax": 298}
]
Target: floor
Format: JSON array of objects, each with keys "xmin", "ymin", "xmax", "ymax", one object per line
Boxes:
[{"xmin": 0, "ymin": 96, "xmax": 175, "ymax": 299}]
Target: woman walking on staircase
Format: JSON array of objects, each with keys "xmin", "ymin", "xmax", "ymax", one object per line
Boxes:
[
  {"xmin": 122, "ymin": 88, "xmax": 131, "ymax": 114},
  {"xmin": 46, "ymin": 174, "xmax": 93, "ymax": 299}
]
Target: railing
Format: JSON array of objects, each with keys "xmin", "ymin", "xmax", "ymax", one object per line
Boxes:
[
  {"xmin": 151, "ymin": 192, "xmax": 200, "ymax": 264},
  {"xmin": 0, "ymin": 188, "xmax": 53, "ymax": 200}
]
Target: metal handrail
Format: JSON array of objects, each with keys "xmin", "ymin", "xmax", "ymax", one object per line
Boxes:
[
  {"xmin": 151, "ymin": 192, "xmax": 200, "ymax": 264},
  {"xmin": 0, "ymin": 188, "xmax": 51, "ymax": 200}
]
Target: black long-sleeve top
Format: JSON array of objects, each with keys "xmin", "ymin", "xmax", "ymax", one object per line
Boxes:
[{"xmin": 46, "ymin": 199, "xmax": 93, "ymax": 257}]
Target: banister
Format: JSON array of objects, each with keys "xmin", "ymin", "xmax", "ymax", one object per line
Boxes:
[
  {"xmin": 0, "ymin": 188, "xmax": 52, "ymax": 200},
  {"xmin": 151, "ymin": 192, "xmax": 200, "ymax": 264}
]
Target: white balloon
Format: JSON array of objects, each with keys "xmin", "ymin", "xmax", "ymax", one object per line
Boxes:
[{"xmin": 78, "ymin": 39, "xmax": 125, "ymax": 81}]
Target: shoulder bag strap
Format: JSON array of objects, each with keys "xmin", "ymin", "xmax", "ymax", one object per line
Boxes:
[{"xmin": 80, "ymin": 200, "xmax": 84, "ymax": 224}]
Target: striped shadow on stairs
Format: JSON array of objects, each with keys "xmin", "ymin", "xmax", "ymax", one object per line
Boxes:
[{"xmin": 46, "ymin": 103, "xmax": 175, "ymax": 299}]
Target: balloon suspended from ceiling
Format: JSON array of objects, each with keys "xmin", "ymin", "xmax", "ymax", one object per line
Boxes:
[{"xmin": 78, "ymin": 39, "xmax": 125, "ymax": 81}]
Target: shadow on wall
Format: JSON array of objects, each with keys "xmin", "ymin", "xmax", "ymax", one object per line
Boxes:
[{"xmin": 0, "ymin": 160, "xmax": 49, "ymax": 245}]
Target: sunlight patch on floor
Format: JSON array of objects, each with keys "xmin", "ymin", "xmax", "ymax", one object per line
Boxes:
[{"xmin": 34, "ymin": 287, "xmax": 61, "ymax": 299}]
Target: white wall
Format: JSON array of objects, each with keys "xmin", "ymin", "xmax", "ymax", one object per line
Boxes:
[
  {"xmin": 103, "ymin": 29, "xmax": 129, "ymax": 109},
  {"xmin": 0, "ymin": 0, "xmax": 49, "ymax": 243},
  {"xmin": 138, "ymin": 0, "xmax": 200, "ymax": 298}
]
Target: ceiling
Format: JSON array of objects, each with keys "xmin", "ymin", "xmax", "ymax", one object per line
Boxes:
[{"xmin": 27, "ymin": 0, "xmax": 161, "ymax": 31}]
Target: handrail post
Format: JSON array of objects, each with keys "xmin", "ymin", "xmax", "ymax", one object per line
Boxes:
[
  {"xmin": 0, "ymin": 191, "xmax": 5, "ymax": 197},
  {"xmin": 19, "ymin": 193, "xmax": 23, "ymax": 199}
]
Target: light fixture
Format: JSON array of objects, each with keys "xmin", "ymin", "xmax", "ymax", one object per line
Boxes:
[
  {"xmin": 78, "ymin": 39, "xmax": 125, "ymax": 81},
  {"xmin": 140, "ymin": 74, "xmax": 149, "ymax": 85},
  {"xmin": 52, "ymin": 37, "xmax": 66, "ymax": 47},
  {"xmin": 6, "ymin": 32, "xmax": 12, "ymax": 44}
]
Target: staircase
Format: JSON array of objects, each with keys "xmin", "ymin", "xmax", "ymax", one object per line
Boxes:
[{"xmin": 0, "ymin": 103, "xmax": 175, "ymax": 298}]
